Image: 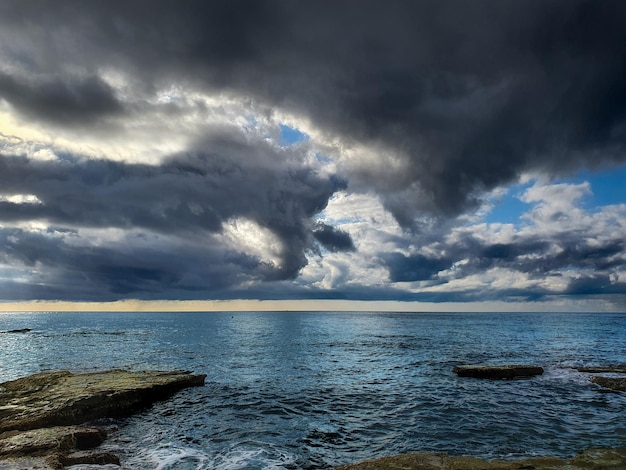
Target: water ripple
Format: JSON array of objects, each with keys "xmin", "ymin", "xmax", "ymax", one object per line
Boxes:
[{"xmin": 2, "ymin": 311, "xmax": 626, "ymax": 468}]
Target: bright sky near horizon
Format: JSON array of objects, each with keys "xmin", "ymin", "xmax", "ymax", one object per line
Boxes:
[{"xmin": 0, "ymin": 1, "xmax": 625, "ymax": 312}]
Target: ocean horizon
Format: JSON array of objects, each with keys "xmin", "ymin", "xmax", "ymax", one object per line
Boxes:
[{"xmin": 1, "ymin": 310, "xmax": 625, "ymax": 469}]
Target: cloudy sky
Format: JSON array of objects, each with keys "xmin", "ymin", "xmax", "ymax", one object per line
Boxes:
[{"xmin": 0, "ymin": 0, "xmax": 625, "ymax": 311}]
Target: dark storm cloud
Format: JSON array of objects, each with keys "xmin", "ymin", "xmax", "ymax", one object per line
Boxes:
[
  {"xmin": 0, "ymin": 226, "xmax": 269, "ymax": 300},
  {"xmin": 312, "ymin": 223, "xmax": 355, "ymax": 253},
  {"xmin": 1, "ymin": 0, "xmax": 625, "ymax": 226},
  {"xmin": 0, "ymin": 128, "xmax": 346, "ymax": 298},
  {"xmin": 0, "ymin": 72, "xmax": 123, "ymax": 125},
  {"xmin": 383, "ymin": 253, "xmax": 451, "ymax": 283},
  {"xmin": 565, "ymin": 275, "xmax": 626, "ymax": 297},
  {"xmin": 0, "ymin": 0, "xmax": 625, "ymax": 303},
  {"xmin": 381, "ymin": 230, "xmax": 626, "ymax": 298},
  {"xmin": 0, "ymin": 145, "xmax": 341, "ymax": 241}
]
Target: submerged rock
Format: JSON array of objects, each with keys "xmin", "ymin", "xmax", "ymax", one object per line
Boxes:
[
  {"xmin": 0, "ymin": 369, "xmax": 205, "ymax": 468},
  {"xmin": 576, "ymin": 365, "xmax": 626, "ymax": 392},
  {"xmin": 590, "ymin": 376, "xmax": 626, "ymax": 392},
  {"xmin": 453, "ymin": 365, "xmax": 544, "ymax": 379},
  {"xmin": 334, "ymin": 448, "xmax": 626, "ymax": 469}
]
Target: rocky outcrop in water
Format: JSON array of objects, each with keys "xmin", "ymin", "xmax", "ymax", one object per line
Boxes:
[
  {"xmin": 453, "ymin": 364, "xmax": 544, "ymax": 379},
  {"xmin": 334, "ymin": 448, "xmax": 626, "ymax": 470},
  {"xmin": 576, "ymin": 365, "xmax": 626, "ymax": 374},
  {"xmin": 577, "ymin": 365, "xmax": 626, "ymax": 392},
  {"xmin": 0, "ymin": 369, "xmax": 206, "ymax": 469},
  {"xmin": 590, "ymin": 376, "xmax": 626, "ymax": 392},
  {"xmin": 342, "ymin": 363, "xmax": 624, "ymax": 469}
]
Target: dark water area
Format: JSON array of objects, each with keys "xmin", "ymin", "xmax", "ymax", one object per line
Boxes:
[{"xmin": 1, "ymin": 311, "xmax": 625, "ymax": 469}]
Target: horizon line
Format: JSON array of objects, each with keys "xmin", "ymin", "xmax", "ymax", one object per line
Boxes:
[{"xmin": 0, "ymin": 298, "xmax": 623, "ymax": 313}]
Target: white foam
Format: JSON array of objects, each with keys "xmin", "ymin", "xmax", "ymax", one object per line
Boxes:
[
  {"xmin": 123, "ymin": 441, "xmax": 296, "ymax": 470},
  {"xmin": 540, "ymin": 366, "xmax": 591, "ymax": 385},
  {"xmin": 208, "ymin": 444, "xmax": 297, "ymax": 470},
  {"xmin": 127, "ymin": 443, "xmax": 210, "ymax": 470},
  {"xmin": 66, "ymin": 466, "xmax": 121, "ymax": 470}
]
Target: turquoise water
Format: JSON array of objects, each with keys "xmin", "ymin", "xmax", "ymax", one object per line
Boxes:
[{"xmin": 1, "ymin": 311, "xmax": 625, "ymax": 469}]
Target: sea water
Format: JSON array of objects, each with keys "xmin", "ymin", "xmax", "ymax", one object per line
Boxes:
[{"xmin": 1, "ymin": 311, "xmax": 625, "ymax": 469}]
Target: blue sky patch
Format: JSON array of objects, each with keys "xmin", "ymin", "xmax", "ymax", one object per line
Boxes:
[
  {"xmin": 484, "ymin": 163, "xmax": 626, "ymax": 225},
  {"xmin": 279, "ymin": 124, "xmax": 309, "ymax": 146},
  {"xmin": 564, "ymin": 164, "xmax": 626, "ymax": 210},
  {"xmin": 483, "ymin": 181, "xmax": 533, "ymax": 225}
]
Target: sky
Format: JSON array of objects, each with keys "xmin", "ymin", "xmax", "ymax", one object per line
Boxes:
[{"xmin": 0, "ymin": 0, "xmax": 625, "ymax": 312}]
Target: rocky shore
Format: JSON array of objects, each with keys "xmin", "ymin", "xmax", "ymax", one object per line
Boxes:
[
  {"xmin": 452, "ymin": 363, "xmax": 626, "ymax": 392},
  {"xmin": 334, "ymin": 448, "xmax": 626, "ymax": 470},
  {"xmin": 0, "ymin": 369, "xmax": 206, "ymax": 469},
  {"xmin": 1, "ymin": 365, "xmax": 624, "ymax": 469}
]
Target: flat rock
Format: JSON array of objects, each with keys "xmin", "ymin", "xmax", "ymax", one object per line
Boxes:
[
  {"xmin": 0, "ymin": 426, "xmax": 106, "ymax": 458},
  {"xmin": 0, "ymin": 369, "xmax": 206, "ymax": 433},
  {"xmin": 454, "ymin": 365, "xmax": 544, "ymax": 379},
  {"xmin": 576, "ymin": 365, "xmax": 626, "ymax": 374},
  {"xmin": 574, "ymin": 365, "xmax": 626, "ymax": 392},
  {"xmin": 334, "ymin": 448, "xmax": 626, "ymax": 469},
  {"xmin": 590, "ymin": 376, "xmax": 626, "ymax": 392},
  {"xmin": 0, "ymin": 369, "xmax": 205, "ymax": 468},
  {"xmin": 58, "ymin": 450, "xmax": 121, "ymax": 467},
  {"xmin": 0, "ymin": 456, "xmax": 55, "ymax": 469}
]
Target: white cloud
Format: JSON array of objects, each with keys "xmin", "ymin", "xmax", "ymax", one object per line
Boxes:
[
  {"xmin": 0, "ymin": 194, "xmax": 42, "ymax": 204},
  {"xmin": 223, "ymin": 217, "xmax": 283, "ymax": 269}
]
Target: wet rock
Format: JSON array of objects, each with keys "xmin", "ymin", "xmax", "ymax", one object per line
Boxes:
[
  {"xmin": 453, "ymin": 365, "xmax": 544, "ymax": 379},
  {"xmin": 576, "ymin": 365, "xmax": 626, "ymax": 374},
  {"xmin": 334, "ymin": 448, "xmax": 626, "ymax": 469},
  {"xmin": 590, "ymin": 376, "xmax": 626, "ymax": 392},
  {"xmin": 0, "ymin": 369, "xmax": 205, "ymax": 468},
  {"xmin": 575, "ymin": 365, "xmax": 626, "ymax": 392},
  {"xmin": 58, "ymin": 450, "xmax": 121, "ymax": 467},
  {"xmin": 0, "ymin": 426, "xmax": 106, "ymax": 457},
  {"xmin": 0, "ymin": 369, "xmax": 206, "ymax": 432},
  {"xmin": 0, "ymin": 455, "xmax": 56, "ymax": 469}
]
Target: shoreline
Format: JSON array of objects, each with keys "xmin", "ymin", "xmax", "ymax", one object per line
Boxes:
[
  {"xmin": 334, "ymin": 448, "xmax": 626, "ymax": 469},
  {"xmin": 1, "ymin": 365, "xmax": 624, "ymax": 468}
]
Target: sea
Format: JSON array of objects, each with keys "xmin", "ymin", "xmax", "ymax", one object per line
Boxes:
[{"xmin": 1, "ymin": 311, "xmax": 625, "ymax": 469}]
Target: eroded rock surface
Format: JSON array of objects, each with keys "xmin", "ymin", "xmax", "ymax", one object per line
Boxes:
[
  {"xmin": 334, "ymin": 448, "xmax": 626, "ymax": 470},
  {"xmin": 0, "ymin": 369, "xmax": 206, "ymax": 432},
  {"xmin": 453, "ymin": 364, "xmax": 544, "ymax": 379},
  {"xmin": 0, "ymin": 369, "xmax": 206, "ymax": 468}
]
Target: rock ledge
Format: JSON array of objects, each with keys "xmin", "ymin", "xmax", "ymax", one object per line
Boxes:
[
  {"xmin": 0, "ymin": 369, "xmax": 206, "ymax": 469},
  {"xmin": 576, "ymin": 365, "xmax": 626, "ymax": 392},
  {"xmin": 334, "ymin": 448, "xmax": 626, "ymax": 470}
]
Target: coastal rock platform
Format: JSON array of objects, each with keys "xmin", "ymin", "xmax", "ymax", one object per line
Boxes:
[
  {"xmin": 334, "ymin": 448, "xmax": 626, "ymax": 470},
  {"xmin": 590, "ymin": 376, "xmax": 626, "ymax": 392},
  {"xmin": 0, "ymin": 369, "xmax": 206, "ymax": 469},
  {"xmin": 576, "ymin": 365, "xmax": 626, "ymax": 392}
]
